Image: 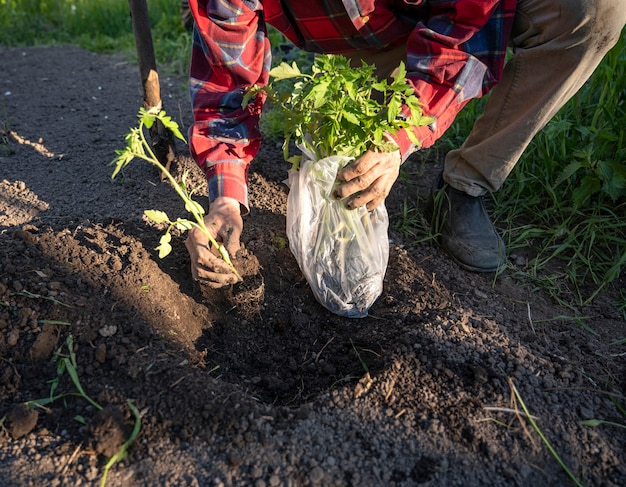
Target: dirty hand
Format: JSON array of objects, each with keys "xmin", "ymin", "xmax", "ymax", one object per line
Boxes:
[
  {"xmin": 185, "ymin": 196, "xmax": 243, "ymax": 288},
  {"xmin": 333, "ymin": 147, "xmax": 402, "ymax": 211}
]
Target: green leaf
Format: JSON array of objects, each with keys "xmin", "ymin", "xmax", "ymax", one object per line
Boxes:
[
  {"xmin": 242, "ymin": 86, "xmax": 262, "ymax": 108},
  {"xmin": 144, "ymin": 210, "xmax": 170, "ymax": 224},
  {"xmin": 269, "ymin": 61, "xmax": 302, "ymax": 81},
  {"xmin": 184, "ymin": 199, "xmax": 205, "ymax": 216},
  {"xmin": 156, "ymin": 234, "xmax": 172, "ymax": 259},
  {"xmin": 572, "ymin": 175, "xmax": 602, "ymax": 208},
  {"xmin": 555, "ymin": 160, "xmax": 584, "ymax": 186},
  {"xmin": 341, "ymin": 110, "xmax": 361, "ymax": 126},
  {"xmin": 100, "ymin": 401, "xmax": 142, "ymax": 487},
  {"xmin": 387, "ymin": 97, "xmax": 401, "ymax": 124},
  {"xmin": 598, "ymin": 160, "xmax": 626, "ymax": 201},
  {"xmin": 110, "ymin": 149, "xmax": 135, "ymax": 179},
  {"xmin": 309, "ymin": 81, "xmax": 330, "ymax": 109},
  {"xmin": 174, "ymin": 219, "xmax": 195, "ymax": 231},
  {"xmin": 394, "ymin": 62, "xmax": 407, "ymax": 84},
  {"xmin": 140, "ymin": 107, "xmax": 156, "ymax": 129},
  {"xmin": 260, "ymin": 54, "xmax": 431, "ymax": 164},
  {"xmin": 155, "ymin": 110, "xmax": 186, "ymax": 142}
]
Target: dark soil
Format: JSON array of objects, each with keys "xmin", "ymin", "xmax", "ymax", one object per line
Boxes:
[{"xmin": 0, "ymin": 45, "xmax": 624, "ymax": 487}]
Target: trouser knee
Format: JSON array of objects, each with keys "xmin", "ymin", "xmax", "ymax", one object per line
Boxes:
[
  {"xmin": 514, "ymin": 0, "xmax": 625, "ymax": 51},
  {"xmin": 572, "ymin": 0, "xmax": 625, "ymax": 45}
]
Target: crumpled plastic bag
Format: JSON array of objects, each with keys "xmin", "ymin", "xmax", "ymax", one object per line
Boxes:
[{"xmin": 286, "ymin": 146, "xmax": 389, "ymax": 318}]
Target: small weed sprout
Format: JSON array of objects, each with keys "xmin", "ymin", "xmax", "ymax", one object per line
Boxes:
[
  {"xmin": 111, "ymin": 107, "xmax": 242, "ymax": 281},
  {"xmin": 26, "ymin": 335, "xmax": 142, "ymax": 487},
  {"xmin": 27, "ymin": 335, "xmax": 101, "ymax": 411},
  {"xmin": 582, "ymin": 396, "xmax": 626, "ymax": 430},
  {"xmin": 509, "ymin": 379, "xmax": 583, "ymax": 487}
]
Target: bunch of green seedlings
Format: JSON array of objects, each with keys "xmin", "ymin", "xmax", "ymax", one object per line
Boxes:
[
  {"xmin": 245, "ymin": 54, "xmax": 432, "ymax": 167},
  {"xmin": 111, "ymin": 108, "xmax": 242, "ymax": 282},
  {"xmin": 26, "ymin": 335, "xmax": 141, "ymax": 487}
]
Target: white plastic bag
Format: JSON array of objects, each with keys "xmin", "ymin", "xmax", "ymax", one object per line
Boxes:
[{"xmin": 286, "ymin": 146, "xmax": 389, "ymax": 318}]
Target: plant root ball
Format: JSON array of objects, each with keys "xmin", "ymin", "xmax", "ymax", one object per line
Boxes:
[
  {"xmin": 227, "ymin": 247, "xmax": 265, "ymax": 318},
  {"xmin": 198, "ymin": 245, "xmax": 265, "ymax": 318}
]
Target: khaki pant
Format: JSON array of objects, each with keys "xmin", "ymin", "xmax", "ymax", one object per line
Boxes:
[{"xmin": 349, "ymin": 0, "xmax": 626, "ymax": 196}]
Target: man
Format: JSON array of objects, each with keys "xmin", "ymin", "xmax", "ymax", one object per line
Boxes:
[{"xmin": 184, "ymin": 0, "xmax": 625, "ymax": 288}]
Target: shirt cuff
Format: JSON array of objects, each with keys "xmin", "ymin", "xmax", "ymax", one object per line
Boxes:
[
  {"xmin": 388, "ymin": 128, "xmax": 418, "ymax": 163},
  {"xmin": 205, "ymin": 162, "xmax": 250, "ymax": 215},
  {"xmin": 388, "ymin": 122, "xmax": 438, "ymax": 163}
]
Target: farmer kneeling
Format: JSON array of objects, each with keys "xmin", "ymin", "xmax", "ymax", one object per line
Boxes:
[{"xmin": 183, "ymin": 0, "xmax": 626, "ymax": 287}]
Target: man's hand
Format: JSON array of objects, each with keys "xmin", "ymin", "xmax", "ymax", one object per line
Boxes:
[
  {"xmin": 185, "ymin": 196, "xmax": 243, "ymax": 288},
  {"xmin": 333, "ymin": 148, "xmax": 402, "ymax": 211}
]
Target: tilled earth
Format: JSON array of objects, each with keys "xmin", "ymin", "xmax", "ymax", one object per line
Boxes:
[{"xmin": 0, "ymin": 45, "xmax": 624, "ymax": 487}]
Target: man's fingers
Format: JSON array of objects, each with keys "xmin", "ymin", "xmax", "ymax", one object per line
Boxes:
[
  {"xmin": 194, "ymin": 252, "xmax": 239, "ymax": 288},
  {"xmin": 345, "ymin": 177, "xmax": 390, "ymax": 210},
  {"xmin": 196, "ymin": 246, "xmax": 236, "ymax": 274},
  {"xmin": 184, "ymin": 197, "xmax": 243, "ymax": 287},
  {"xmin": 195, "ymin": 272, "xmax": 239, "ymax": 289},
  {"xmin": 221, "ymin": 228, "xmax": 241, "ymax": 258},
  {"xmin": 334, "ymin": 150, "xmax": 401, "ymax": 203},
  {"xmin": 336, "ymin": 151, "xmax": 376, "ymax": 182}
]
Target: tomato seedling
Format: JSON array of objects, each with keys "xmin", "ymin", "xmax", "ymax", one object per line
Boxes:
[{"xmin": 111, "ymin": 108, "xmax": 242, "ymax": 281}]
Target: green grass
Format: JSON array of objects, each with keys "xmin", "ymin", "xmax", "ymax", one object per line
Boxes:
[
  {"xmin": 0, "ymin": 0, "xmax": 190, "ymax": 74},
  {"xmin": 509, "ymin": 379, "xmax": 584, "ymax": 487},
  {"xmin": 2, "ymin": 0, "xmax": 624, "ymax": 311},
  {"xmin": 494, "ymin": 36, "xmax": 625, "ymax": 308}
]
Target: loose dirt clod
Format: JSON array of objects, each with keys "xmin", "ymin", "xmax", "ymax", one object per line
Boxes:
[
  {"xmin": 5, "ymin": 404, "xmax": 38, "ymax": 440},
  {"xmin": 85, "ymin": 406, "xmax": 127, "ymax": 459}
]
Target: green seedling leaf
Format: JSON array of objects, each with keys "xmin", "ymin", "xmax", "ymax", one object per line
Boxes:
[
  {"xmin": 511, "ymin": 380, "xmax": 584, "ymax": 487},
  {"xmin": 582, "ymin": 419, "xmax": 602, "ymax": 427},
  {"xmin": 66, "ymin": 361, "xmax": 98, "ymax": 410},
  {"xmin": 110, "ymin": 149, "xmax": 135, "ymax": 180},
  {"xmin": 174, "ymin": 219, "xmax": 195, "ymax": 231},
  {"xmin": 287, "ymin": 154, "xmax": 302, "ymax": 171},
  {"xmin": 241, "ymin": 86, "xmax": 260, "ymax": 108},
  {"xmin": 112, "ymin": 108, "xmax": 242, "ymax": 282},
  {"xmin": 387, "ymin": 96, "xmax": 401, "ymax": 124},
  {"xmin": 156, "ymin": 233, "xmax": 173, "ymax": 259},
  {"xmin": 28, "ymin": 335, "xmax": 104, "ymax": 413},
  {"xmin": 185, "ymin": 199, "xmax": 205, "ymax": 216},
  {"xmin": 154, "ymin": 110, "xmax": 186, "ymax": 141},
  {"xmin": 38, "ymin": 320, "xmax": 71, "ymax": 326},
  {"xmin": 269, "ymin": 61, "xmax": 303, "ymax": 80},
  {"xmin": 309, "ymin": 81, "xmax": 331, "ymax": 109},
  {"xmin": 127, "ymin": 129, "xmax": 144, "ymax": 157},
  {"xmin": 259, "ymin": 55, "xmax": 432, "ymax": 163},
  {"xmin": 144, "ymin": 210, "xmax": 171, "ymax": 225}
]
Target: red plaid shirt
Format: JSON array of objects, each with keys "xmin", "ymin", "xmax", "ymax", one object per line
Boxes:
[{"xmin": 188, "ymin": 0, "xmax": 517, "ymax": 211}]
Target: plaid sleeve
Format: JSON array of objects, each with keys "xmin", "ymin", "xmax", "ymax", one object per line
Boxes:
[
  {"xmin": 187, "ymin": 0, "xmax": 271, "ymax": 213},
  {"xmin": 394, "ymin": 0, "xmax": 517, "ymax": 156}
]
